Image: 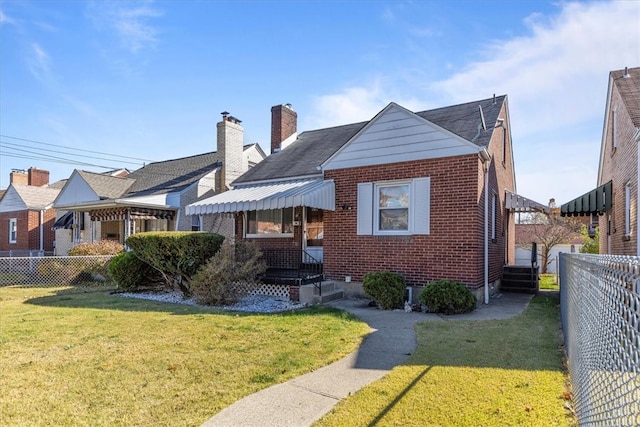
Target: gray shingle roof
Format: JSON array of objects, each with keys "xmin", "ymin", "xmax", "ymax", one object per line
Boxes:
[
  {"xmin": 611, "ymin": 66, "xmax": 640, "ymax": 127},
  {"xmin": 12, "ymin": 185, "xmax": 61, "ymax": 209},
  {"xmin": 124, "ymin": 152, "xmax": 221, "ymax": 197},
  {"xmin": 235, "ymin": 95, "xmax": 506, "ymax": 184},
  {"xmin": 77, "ymin": 170, "xmax": 135, "ymax": 199}
]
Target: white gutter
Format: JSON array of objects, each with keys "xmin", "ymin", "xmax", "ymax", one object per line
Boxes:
[{"xmin": 479, "ymin": 149, "xmax": 491, "ymax": 304}]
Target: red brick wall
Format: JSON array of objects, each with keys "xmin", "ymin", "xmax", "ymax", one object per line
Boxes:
[
  {"xmin": 325, "ymin": 154, "xmax": 500, "ymax": 288},
  {"xmin": 599, "ymin": 81, "xmax": 638, "ymax": 255},
  {"xmin": 0, "ymin": 209, "xmax": 56, "ymax": 252}
]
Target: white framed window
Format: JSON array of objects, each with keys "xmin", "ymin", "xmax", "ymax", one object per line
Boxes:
[
  {"xmin": 191, "ymin": 215, "xmax": 202, "ymax": 231},
  {"xmin": 357, "ymin": 177, "xmax": 430, "ymax": 236},
  {"xmin": 247, "ymin": 208, "xmax": 294, "ymax": 237},
  {"xmin": 625, "ymin": 181, "xmax": 631, "ymax": 236},
  {"xmin": 9, "ymin": 218, "xmax": 17, "ymax": 243}
]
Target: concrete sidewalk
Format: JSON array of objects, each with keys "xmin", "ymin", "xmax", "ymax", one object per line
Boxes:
[{"xmin": 201, "ymin": 292, "xmax": 534, "ymax": 427}]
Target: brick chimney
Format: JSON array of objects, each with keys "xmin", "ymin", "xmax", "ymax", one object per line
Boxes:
[
  {"xmin": 271, "ymin": 104, "xmax": 297, "ymax": 153},
  {"xmin": 28, "ymin": 167, "xmax": 50, "ymax": 186},
  {"xmin": 217, "ymin": 112, "xmax": 244, "ymax": 191},
  {"xmin": 10, "ymin": 169, "xmax": 28, "ymax": 185}
]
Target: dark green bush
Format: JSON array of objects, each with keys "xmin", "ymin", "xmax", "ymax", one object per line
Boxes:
[
  {"xmin": 191, "ymin": 240, "xmax": 267, "ymax": 306},
  {"xmin": 418, "ymin": 279, "xmax": 476, "ymax": 314},
  {"xmin": 125, "ymin": 231, "xmax": 224, "ymax": 296},
  {"xmin": 362, "ymin": 271, "xmax": 406, "ymax": 310},
  {"xmin": 108, "ymin": 252, "xmax": 163, "ymax": 292}
]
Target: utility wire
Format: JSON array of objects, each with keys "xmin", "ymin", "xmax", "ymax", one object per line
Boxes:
[
  {"xmin": 0, "ymin": 134, "xmax": 158, "ymax": 163},
  {"xmin": 0, "ymin": 141, "xmax": 148, "ymax": 167}
]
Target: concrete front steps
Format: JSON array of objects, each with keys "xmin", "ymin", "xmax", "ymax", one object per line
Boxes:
[{"xmin": 299, "ymin": 281, "xmax": 344, "ymax": 305}]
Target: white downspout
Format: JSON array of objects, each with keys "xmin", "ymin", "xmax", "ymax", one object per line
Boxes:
[
  {"xmin": 39, "ymin": 209, "xmax": 45, "ymax": 252},
  {"xmin": 480, "ymin": 149, "xmax": 492, "ymax": 304}
]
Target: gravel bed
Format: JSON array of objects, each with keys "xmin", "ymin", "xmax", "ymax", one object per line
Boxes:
[{"xmin": 117, "ymin": 291, "xmax": 306, "ymax": 313}]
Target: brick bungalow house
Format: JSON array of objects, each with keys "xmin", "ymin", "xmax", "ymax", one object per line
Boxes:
[
  {"xmin": 0, "ymin": 168, "xmax": 65, "ymax": 255},
  {"xmin": 561, "ymin": 66, "xmax": 640, "ymax": 255},
  {"xmin": 53, "ymin": 115, "xmax": 265, "ymax": 254},
  {"xmin": 187, "ymin": 98, "xmax": 547, "ymax": 303}
]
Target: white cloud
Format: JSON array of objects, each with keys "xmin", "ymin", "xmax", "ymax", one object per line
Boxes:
[
  {"xmin": 0, "ymin": 9, "xmax": 16, "ymax": 26},
  {"xmin": 433, "ymin": 1, "xmax": 640, "ymax": 136},
  {"xmin": 88, "ymin": 0, "xmax": 162, "ymax": 54},
  {"xmin": 27, "ymin": 42, "xmax": 51, "ymax": 82}
]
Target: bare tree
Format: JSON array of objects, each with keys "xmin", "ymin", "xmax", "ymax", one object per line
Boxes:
[{"xmin": 519, "ymin": 211, "xmax": 581, "ymax": 273}]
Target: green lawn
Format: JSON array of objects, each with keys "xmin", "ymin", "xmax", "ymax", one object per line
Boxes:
[
  {"xmin": 315, "ymin": 296, "xmax": 575, "ymax": 427},
  {"xmin": 540, "ymin": 273, "xmax": 560, "ymax": 290},
  {"xmin": 2, "ymin": 286, "xmax": 573, "ymax": 426},
  {"xmin": 0, "ymin": 286, "xmax": 370, "ymax": 426}
]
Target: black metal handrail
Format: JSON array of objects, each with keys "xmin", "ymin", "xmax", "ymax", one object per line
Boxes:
[{"xmin": 260, "ymin": 248, "xmax": 323, "ymax": 295}]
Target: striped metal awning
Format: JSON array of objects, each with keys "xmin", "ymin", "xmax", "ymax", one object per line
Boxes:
[
  {"xmin": 505, "ymin": 191, "xmax": 549, "ymax": 213},
  {"xmin": 560, "ymin": 181, "xmax": 612, "ymax": 217},
  {"xmin": 186, "ymin": 179, "xmax": 336, "ymax": 215},
  {"xmin": 89, "ymin": 207, "xmax": 175, "ymax": 221}
]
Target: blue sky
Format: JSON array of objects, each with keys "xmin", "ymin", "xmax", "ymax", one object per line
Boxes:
[{"xmin": 1, "ymin": 0, "xmax": 639, "ymax": 205}]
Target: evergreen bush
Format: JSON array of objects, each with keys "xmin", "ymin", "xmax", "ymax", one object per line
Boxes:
[
  {"xmin": 108, "ymin": 252, "xmax": 163, "ymax": 292},
  {"xmin": 418, "ymin": 279, "xmax": 476, "ymax": 314},
  {"xmin": 362, "ymin": 271, "xmax": 406, "ymax": 310},
  {"xmin": 125, "ymin": 231, "xmax": 224, "ymax": 296}
]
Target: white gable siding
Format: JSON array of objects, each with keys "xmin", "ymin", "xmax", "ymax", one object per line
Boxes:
[
  {"xmin": 54, "ymin": 173, "xmax": 100, "ymax": 206},
  {"xmin": 323, "ymin": 104, "xmax": 478, "ymax": 171},
  {"xmin": 0, "ymin": 187, "xmax": 27, "ymax": 212}
]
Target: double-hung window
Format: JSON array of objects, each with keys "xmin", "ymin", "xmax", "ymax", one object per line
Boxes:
[
  {"xmin": 247, "ymin": 208, "xmax": 294, "ymax": 237},
  {"xmin": 9, "ymin": 218, "xmax": 17, "ymax": 243},
  {"xmin": 357, "ymin": 177, "xmax": 430, "ymax": 236}
]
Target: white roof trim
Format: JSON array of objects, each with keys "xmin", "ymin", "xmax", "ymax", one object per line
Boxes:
[{"xmin": 186, "ymin": 179, "xmax": 336, "ymax": 215}]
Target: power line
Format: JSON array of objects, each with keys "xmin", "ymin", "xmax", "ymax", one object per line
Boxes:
[
  {"xmin": 0, "ymin": 141, "xmax": 148, "ymax": 167},
  {"xmin": 0, "ymin": 134, "xmax": 158, "ymax": 163}
]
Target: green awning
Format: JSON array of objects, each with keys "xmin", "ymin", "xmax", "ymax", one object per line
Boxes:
[{"xmin": 560, "ymin": 181, "xmax": 612, "ymax": 217}]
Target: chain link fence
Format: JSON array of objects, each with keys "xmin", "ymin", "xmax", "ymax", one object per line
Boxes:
[
  {"xmin": 0, "ymin": 255, "xmax": 115, "ymax": 287},
  {"xmin": 559, "ymin": 253, "xmax": 640, "ymax": 426}
]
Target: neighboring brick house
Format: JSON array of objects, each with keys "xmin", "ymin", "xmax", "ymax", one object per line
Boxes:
[
  {"xmin": 188, "ymin": 98, "xmax": 546, "ymax": 303},
  {"xmin": 561, "ymin": 66, "xmax": 640, "ymax": 255},
  {"xmin": 0, "ymin": 168, "xmax": 65, "ymax": 255},
  {"xmin": 53, "ymin": 114, "xmax": 266, "ymax": 254}
]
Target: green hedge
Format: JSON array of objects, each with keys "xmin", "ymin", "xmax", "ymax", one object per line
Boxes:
[
  {"xmin": 126, "ymin": 231, "xmax": 225, "ymax": 296},
  {"xmin": 418, "ymin": 279, "xmax": 476, "ymax": 314},
  {"xmin": 108, "ymin": 252, "xmax": 163, "ymax": 292},
  {"xmin": 362, "ymin": 271, "xmax": 406, "ymax": 310}
]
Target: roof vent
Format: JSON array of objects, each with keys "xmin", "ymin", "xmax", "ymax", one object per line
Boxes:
[
  {"xmin": 492, "ymin": 94, "xmax": 496, "ymax": 104},
  {"xmin": 623, "ymin": 66, "xmax": 630, "ymax": 78}
]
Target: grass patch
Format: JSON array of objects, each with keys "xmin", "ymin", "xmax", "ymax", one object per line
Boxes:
[
  {"xmin": 540, "ymin": 273, "xmax": 559, "ymax": 290},
  {"xmin": 0, "ymin": 286, "xmax": 369, "ymax": 426},
  {"xmin": 315, "ymin": 296, "xmax": 575, "ymax": 427}
]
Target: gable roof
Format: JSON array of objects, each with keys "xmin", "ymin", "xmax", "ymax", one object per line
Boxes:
[
  {"xmin": 76, "ymin": 170, "xmax": 135, "ymax": 199},
  {"xmin": 234, "ymin": 95, "xmax": 506, "ymax": 185},
  {"xmin": 611, "ymin": 66, "xmax": 640, "ymax": 127},
  {"xmin": 1, "ymin": 184, "xmax": 60, "ymax": 211}
]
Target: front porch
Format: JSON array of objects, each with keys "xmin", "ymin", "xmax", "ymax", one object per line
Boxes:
[{"xmin": 258, "ymin": 248, "xmax": 344, "ymax": 304}]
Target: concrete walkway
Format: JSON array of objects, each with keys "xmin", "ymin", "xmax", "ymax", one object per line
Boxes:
[{"xmin": 201, "ymin": 292, "xmax": 534, "ymax": 427}]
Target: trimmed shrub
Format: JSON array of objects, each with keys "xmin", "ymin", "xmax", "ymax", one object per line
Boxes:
[
  {"xmin": 68, "ymin": 240, "xmax": 124, "ymax": 256},
  {"xmin": 418, "ymin": 279, "xmax": 476, "ymax": 314},
  {"xmin": 126, "ymin": 231, "xmax": 225, "ymax": 296},
  {"xmin": 108, "ymin": 252, "xmax": 163, "ymax": 292},
  {"xmin": 362, "ymin": 271, "xmax": 406, "ymax": 310},
  {"xmin": 191, "ymin": 240, "xmax": 267, "ymax": 306}
]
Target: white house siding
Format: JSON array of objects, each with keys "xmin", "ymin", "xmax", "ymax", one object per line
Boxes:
[
  {"xmin": 323, "ymin": 103, "xmax": 478, "ymax": 171},
  {"xmin": 515, "ymin": 243, "xmax": 582, "ymax": 273},
  {"xmin": 0, "ymin": 187, "xmax": 27, "ymax": 212}
]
